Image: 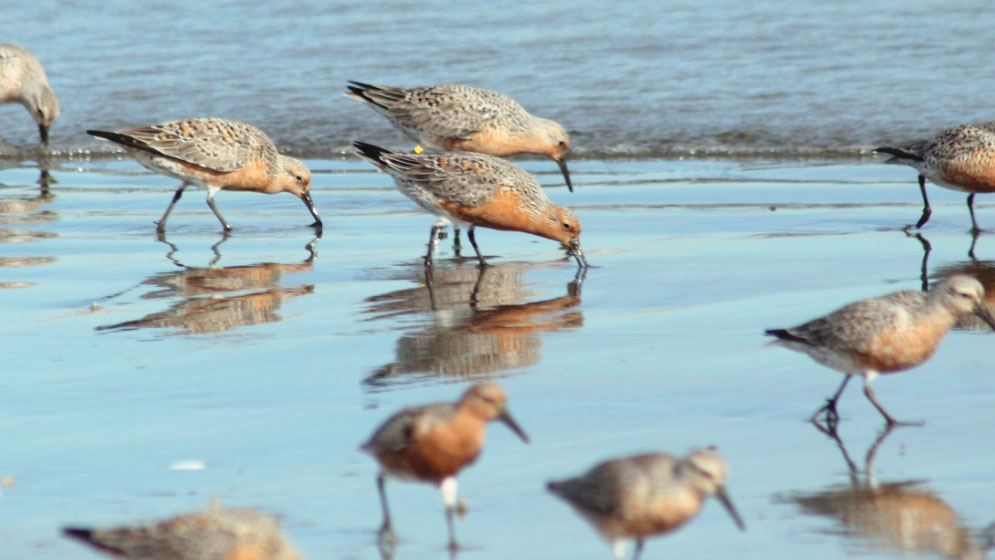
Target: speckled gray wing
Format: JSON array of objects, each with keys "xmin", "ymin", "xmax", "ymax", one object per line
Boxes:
[
  {"xmin": 362, "ymin": 403, "xmax": 457, "ymax": 454},
  {"xmin": 549, "ymin": 460, "xmax": 638, "ymax": 516},
  {"xmin": 920, "ymin": 122, "xmax": 995, "ymax": 161},
  {"xmin": 65, "ymin": 511, "xmax": 250, "ymax": 559},
  {"xmin": 780, "ymin": 290, "xmax": 926, "ymax": 349},
  {"xmin": 383, "ymin": 151, "xmax": 540, "ymax": 208},
  {"xmin": 360, "ymin": 84, "xmax": 532, "ymax": 143},
  {"xmin": 111, "ymin": 119, "xmax": 271, "ymax": 173}
]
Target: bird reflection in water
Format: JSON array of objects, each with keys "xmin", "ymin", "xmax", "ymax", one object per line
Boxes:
[
  {"xmin": 96, "ymin": 234, "xmax": 317, "ymax": 335},
  {"xmin": 910, "ymin": 232, "xmax": 995, "ymax": 332},
  {"xmin": 363, "ymin": 263, "xmax": 585, "ymax": 389},
  {"xmin": 0, "ymin": 168, "xmax": 57, "ymax": 288},
  {"xmin": 787, "ymin": 426, "xmax": 994, "ymax": 559}
]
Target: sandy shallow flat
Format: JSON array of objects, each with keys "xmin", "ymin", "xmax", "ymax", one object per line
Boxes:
[{"xmin": 2, "ymin": 157, "xmax": 993, "ymax": 559}]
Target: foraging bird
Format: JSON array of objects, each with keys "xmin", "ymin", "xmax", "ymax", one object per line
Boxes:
[
  {"xmin": 0, "ymin": 43, "xmax": 59, "ymax": 146},
  {"xmin": 353, "ymin": 141, "xmax": 585, "ymax": 268},
  {"xmin": 548, "ymin": 448, "xmax": 745, "ymax": 560},
  {"xmin": 360, "ymin": 383, "xmax": 529, "ymax": 551},
  {"xmin": 766, "ymin": 275, "xmax": 995, "ymax": 428},
  {"xmin": 345, "ymin": 81, "xmax": 574, "ymax": 191},
  {"xmin": 87, "ymin": 118, "xmax": 321, "ymax": 232},
  {"xmin": 62, "ymin": 506, "xmax": 304, "ymax": 560},
  {"xmin": 876, "ymin": 122, "xmax": 995, "ymax": 232}
]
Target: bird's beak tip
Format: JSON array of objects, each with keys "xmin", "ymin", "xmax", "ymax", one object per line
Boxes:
[{"xmin": 499, "ymin": 411, "xmax": 530, "ymax": 444}]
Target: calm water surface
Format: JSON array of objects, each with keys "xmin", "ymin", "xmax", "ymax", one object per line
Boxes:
[
  {"xmin": 3, "ymin": 1, "xmax": 995, "ymax": 559},
  {"xmin": 2, "ymin": 1, "xmax": 995, "ymax": 157},
  {"xmin": 3, "ymin": 157, "xmax": 995, "ymax": 559}
]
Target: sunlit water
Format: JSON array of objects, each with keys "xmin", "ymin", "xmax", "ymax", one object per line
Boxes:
[
  {"xmin": 3, "ymin": 1, "xmax": 995, "ymax": 158},
  {"xmin": 3, "ymin": 156, "xmax": 994, "ymax": 559},
  {"xmin": 3, "ymin": 1, "xmax": 995, "ymax": 558}
]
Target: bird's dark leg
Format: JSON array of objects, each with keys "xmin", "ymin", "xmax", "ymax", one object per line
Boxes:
[
  {"xmin": 156, "ymin": 182, "xmax": 188, "ymax": 232},
  {"xmin": 968, "ymin": 193, "xmax": 981, "ymax": 233},
  {"xmin": 862, "ymin": 373, "xmax": 923, "ymax": 428},
  {"xmin": 441, "ymin": 477, "xmax": 460, "ymax": 552},
  {"xmin": 205, "ymin": 188, "xmax": 231, "ymax": 232},
  {"xmin": 375, "ymin": 473, "xmax": 397, "ymax": 545},
  {"xmin": 452, "ymin": 227, "xmax": 462, "ymax": 257},
  {"xmin": 912, "ymin": 174, "xmax": 932, "ymax": 229},
  {"xmin": 425, "ymin": 224, "xmax": 443, "ymax": 267},
  {"xmin": 812, "ymin": 375, "xmax": 852, "ymax": 431},
  {"xmin": 445, "ymin": 506, "xmax": 458, "ymax": 552},
  {"xmin": 633, "ymin": 538, "xmax": 645, "ymax": 560},
  {"xmin": 467, "ymin": 226, "xmax": 488, "ymax": 268}
]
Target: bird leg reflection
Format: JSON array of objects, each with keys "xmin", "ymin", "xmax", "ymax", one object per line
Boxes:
[
  {"xmin": 907, "ymin": 230, "xmax": 932, "ymax": 292},
  {"xmin": 904, "ymin": 173, "xmax": 932, "ymax": 231},
  {"xmin": 209, "ymin": 231, "xmax": 232, "ymax": 267},
  {"xmin": 37, "ymin": 168, "xmax": 55, "ymax": 199},
  {"xmin": 968, "ymin": 228, "xmax": 981, "ymax": 260},
  {"xmin": 822, "ymin": 422, "xmax": 897, "ymax": 486}
]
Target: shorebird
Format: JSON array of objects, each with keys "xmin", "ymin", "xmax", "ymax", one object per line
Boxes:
[
  {"xmin": 345, "ymin": 81, "xmax": 573, "ymax": 191},
  {"xmin": 353, "ymin": 141, "xmax": 585, "ymax": 268},
  {"xmin": 876, "ymin": 122, "xmax": 995, "ymax": 232},
  {"xmin": 87, "ymin": 118, "xmax": 321, "ymax": 232},
  {"xmin": 548, "ymin": 448, "xmax": 745, "ymax": 560},
  {"xmin": 0, "ymin": 43, "xmax": 59, "ymax": 146},
  {"xmin": 360, "ymin": 383, "xmax": 529, "ymax": 551},
  {"xmin": 766, "ymin": 275, "xmax": 995, "ymax": 428},
  {"xmin": 62, "ymin": 506, "xmax": 303, "ymax": 560}
]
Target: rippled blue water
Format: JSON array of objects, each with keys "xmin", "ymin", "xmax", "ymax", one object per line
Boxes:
[
  {"xmin": 3, "ymin": 0, "xmax": 995, "ymax": 157},
  {"xmin": 4, "ymin": 3, "xmax": 995, "ymax": 560}
]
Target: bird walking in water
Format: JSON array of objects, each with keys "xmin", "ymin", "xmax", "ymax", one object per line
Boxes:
[
  {"xmin": 345, "ymin": 82, "xmax": 573, "ymax": 191},
  {"xmin": 0, "ymin": 43, "xmax": 60, "ymax": 146},
  {"xmin": 62, "ymin": 506, "xmax": 304, "ymax": 560},
  {"xmin": 548, "ymin": 447, "xmax": 745, "ymax": 560},
  {"xmin": 353, "ymin": 141, "xmax": 585, "ymax": 269},
  {"xmin": 360, "ymin": 383, "xmax": 529, "ymax": 551},
  {"xmin": 766, "ymin": 275, "xmax": 995, "ymax": 429},
  {"xmin": 87, "ymin": 118, "xmax": 322, "ymax": 233},
  {"xmin": 876, "ymin": 122, "xmax": 995, "ymax": 232}
]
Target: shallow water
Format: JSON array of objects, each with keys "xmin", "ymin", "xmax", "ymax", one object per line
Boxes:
[
  {"xmin": 3, "ymin": 1, "xmax": 995, "ymax": 157},
  {"xmin": 2, "ymin": 157, "xmax": 994, "ymax": 559}
]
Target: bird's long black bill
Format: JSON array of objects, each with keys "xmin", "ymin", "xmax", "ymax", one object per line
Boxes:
[
  {"xmin": 39, "ymin": 124, "xmax": 49, "ymax": 147},
  {"xmin": 716, "ymin": 487, "xmax": 746, "ymax": 531},
  {"xmin": 498, "ymin": 410, "xmax": 530, "ymax": 443},
  {"xmin": 299, "ymin": 192, "xmax": 323, "ymax": 230},
  {"xmin": 569, "ymin": 242, "xmax": 588, "ymax": 269},
  {"xmin": 557, "ymin": 157, "xmax": 573, "ymax": 192},
  {"xmin": 975, "ymin": 304, "xmax": 995, "ymax": 331}
]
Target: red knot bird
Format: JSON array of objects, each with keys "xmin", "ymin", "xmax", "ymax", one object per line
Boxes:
[
  {"xmin": 360, "ymin": 382, "xmax": 529, "ymax": 551},
  {"xmin": 766, "ymin": 275, "xmax": 995, "ymax": 428},
  {"xmin": 62, "ymin": 506, "xmax": 304, "ymax": 560},
  {"xmin": 0, "ymin": 43, "xmax": 59, "ymax": 146},
  {"xmin": 548, "ymin": 448, "xmax": 745, "ymax": 560},
  {"xmin": 353, "ymin": 141, "xmax": 585, "ymax": 268},
  {"xmin": 345, "ymin": 81, "xmax": 573, "ymax": 191},
  {"xmin": 877, "ymin": 122, "xmax": 995, "ymax": 232},
  {"xmin": 87, "ymin": 118, "xmax": 321, "ymax": 233}
]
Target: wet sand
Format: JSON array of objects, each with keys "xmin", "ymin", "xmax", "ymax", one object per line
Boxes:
[{"xmin": 2, "ymin": 157, "xmax": 994, "ymax": 559}]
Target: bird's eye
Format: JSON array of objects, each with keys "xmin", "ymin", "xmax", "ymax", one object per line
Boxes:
[
  {"xmin": 562, "ymin": 223, "xmax": 572, "ymax": 231},
  {"xmin": 296, "ymin": 175, "xmax": 304, "ymax": 181},
  {"xmin": 558, "ymin": 140, "xmax": 566, "ymax": 147}
]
